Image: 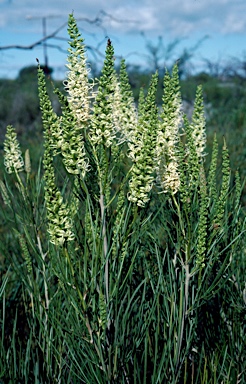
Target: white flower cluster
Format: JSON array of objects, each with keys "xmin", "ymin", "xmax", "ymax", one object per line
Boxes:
[
  {"xmin": 44, "ymin": 153, "xmax": 75, "ymax": 247},
  {"xmin": 61, "ymin": 134, "xmax": 89, "ymax": 177},
  {"xmin": 64, "ymin": 60, "xmax": 91, "ymax": 127},
  {"xmin": 64, "ymin": 20, "xmax": 93, "ymax": 127},
  {"xmin": 154, "ymin": 67, "xmax": 182, "ymax": 195},
  {"xmin": 156, "ymin": 93, "xmax": 182, "ymax": 194},
  {"xmin": 90, "ymin": 113, "xmax": 116, "ymax": 148},
  {"xmin": 157, "ymin": 159, "xmax": 180, "ymax": 194},
  {"xmin": 47, "ymin": 115, "xmax": 64, "ymax": 156},
  {"xmin": 191, "ymin": 85, "xmax": 206, "ymax": 160},
  {"xmin": 127, "ymin": 127, "xmax": 153, "ymax": 206},
  {"xmin": 90, "ymin": 75, "xmax": 137, "ymax": 149},
  {"xmin": 59, "ymin": 15, "xmax": 92, "ymax": 176},
  {"xmin": 3, "ymin": 125, "xmax": 24, "ymax": 174},
  {"xmin": 128, "ymin": 169, "xmax": 154, "ymax": 207},
  {"xmin": 127, "ymin": 73, "xmax": 159, "ymax": 206},
  {"xmin": 128, "ymin": 133, "xmax": 152, "ymax": 206},
  {"xmin": 111, "ymin": 73, "xmax": 137, "ymax": 145},
  {"xmin": 47, "ymin": 204, "xmax": 75, "ymax": 247}
]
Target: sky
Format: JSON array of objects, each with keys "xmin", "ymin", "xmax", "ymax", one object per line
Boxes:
[{"xmin": 0, "ymin": 0, "xmax": 245, "ymax": 79}]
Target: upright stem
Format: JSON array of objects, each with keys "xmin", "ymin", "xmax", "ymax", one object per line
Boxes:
[
  {"xmin": 99, "ymin": 193, "xmax": 109, "ymax": 303},
  {"xmin": 37, "ymin": 234, "xmax": 50, "ymax": 368},
  {"xmin": 37, "ymin": 234, "xmax": 49, "ymax": 312}
]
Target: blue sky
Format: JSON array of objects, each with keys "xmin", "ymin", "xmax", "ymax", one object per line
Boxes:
[{"xmin": 0, "ymin": 0, "xmax": 245, "ymax": 79}]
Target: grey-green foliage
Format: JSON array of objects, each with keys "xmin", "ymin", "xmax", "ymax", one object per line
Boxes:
[{"xmin": 0, "ymin": 13, "xmax": 245, "ymax": 384}]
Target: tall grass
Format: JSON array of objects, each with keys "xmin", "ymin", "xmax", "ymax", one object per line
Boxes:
[{"xmin": 0, "ymin": 13, "xmax": 245, "ymax": 383}]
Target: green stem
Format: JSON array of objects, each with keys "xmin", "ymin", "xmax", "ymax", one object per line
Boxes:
[
  {"xmin": 99, "ymin": 192, "xmax": 109, "ymax": 303},
  {"xmin": 172, "ymin": 194, "xmax": 186, "ymax": 239},
  {"xmin": 63, "ymin": 246, "xmax": 87, "ymax": 313}
]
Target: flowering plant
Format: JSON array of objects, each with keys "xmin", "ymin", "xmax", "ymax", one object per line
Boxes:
[{"xmin": 1, "ymin": 13, "xmax": 245, "ymax": 383}]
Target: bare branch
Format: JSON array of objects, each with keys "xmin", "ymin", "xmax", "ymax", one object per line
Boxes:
[
  {"xmin": 0, "ymin": 10, "xmax": 138, "ymax": 52},
  {"xmin": 0, "ymin": 21, "xmax": 68, "ymax": 51},
  {"xmin": 0, "ymin": 10, "xmax": 137, "ymax": 75}
]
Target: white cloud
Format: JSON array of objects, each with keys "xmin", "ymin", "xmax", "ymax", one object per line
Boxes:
[
  {"xmin": 104, "ymin": 0, "xmax": 246, "ymax": 36},
  {"xmin": 104, "ymin": 5, "xmax": 158, "ymax": 32},
  {"xmin": 0, "ymin": 0, "xmax": 246, "ymax": 37}
]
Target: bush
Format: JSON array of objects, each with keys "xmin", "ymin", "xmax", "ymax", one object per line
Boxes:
[{"xmin": 0, "ymin": 14, "xmax": 245, "ymax": 383}]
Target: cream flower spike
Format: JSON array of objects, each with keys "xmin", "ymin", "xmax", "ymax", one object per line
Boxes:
[
  {"xmin": 3, "ymin": 125, "xmax": 24, "ymax": 174},
  {"xmin": 191, "ymin": 85, "xmax": 207, "ymax": 161},
  {"xmin": 64, "ymin": 13, "xmax": 93, "ymax": 127},
  {"xmin": 156, "ymin": 65, "xmax": 182, "ymax": 194}
]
